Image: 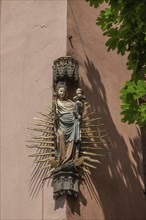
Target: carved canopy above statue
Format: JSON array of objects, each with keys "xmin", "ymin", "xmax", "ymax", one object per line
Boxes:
[{"xmin": 53, "ymin": 56, "xmax": 79, "ymax": 85}]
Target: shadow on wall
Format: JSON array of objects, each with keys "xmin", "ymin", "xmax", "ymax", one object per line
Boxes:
[{"xmin": 67, "ymin": 56, "xmax": 145, "ymax": 220}]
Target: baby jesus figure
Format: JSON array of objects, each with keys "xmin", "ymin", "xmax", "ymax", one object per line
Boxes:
[{"xmin": 73, "ymin": 88, "xmax": 86, "ymax": 120}]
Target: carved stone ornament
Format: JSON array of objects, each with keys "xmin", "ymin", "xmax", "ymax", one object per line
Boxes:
[
  {"xmin": 27, "ymin": 56, "xmax": 108, "ymax": 199},
  {"xmin": 53, "ymin": 56, "xmax": 79, "ymax": 85}
]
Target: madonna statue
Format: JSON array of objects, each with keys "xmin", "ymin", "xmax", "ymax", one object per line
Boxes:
[
  {"xmin": 54, "ymin": 81, "xmax": 81, "ymax": 165},
  {"xmin": 27, "ymin": 57, "xmax": 105, "ymax": 199}
]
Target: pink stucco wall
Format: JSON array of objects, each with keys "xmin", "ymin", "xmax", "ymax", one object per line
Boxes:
[
  {"xmin": 67, "ymin": 1, "xmax": 146, "ymax": 220},
  {"xmin": 1, "ymin": 0, "xmax": 146, "ymax": 220},
  {"xmin": 1, "ymin": 1, "xmax": 67, "ymax": 219}
]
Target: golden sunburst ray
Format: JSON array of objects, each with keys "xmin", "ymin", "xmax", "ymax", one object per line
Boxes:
[
  {"xmin": 32, "ymin": 149, "xmax": 50, "ymax": 179},
  {"xmin": 33, "ymin": 117, "xmax": 54, "ymax": 123},
  {"xmin": 73, "ymin": 156, "xmax": 84, "ymax": 166},
  {"xmin": 83, "ymin": 156, "xmax": 101, "ymax": 164},
  {"xmin": 82, "ymin": 110, "xmax": 96, "ymax": 119},
  {"xmin": 26, "ymin": 140, "xmax": 54, "ymax": 144},
  {"xmin": 83, "ymin": 162, "xmax": 97, "ymax": 169},
  {"xmin": 80, "ymin": 166, "xmax": 91, "ymax": 174},
  {"xmin": 43, "ymin": 107, "xmax": 54, "ymax": 116},
  {"xmin": 84, "ymin": 104, "xmax": 91, "ymax": 110},
  {"xmin": 44, "ymin": 105, "xmax": 53, "ymax": 110},
  {"xmin": 81, "ymin": 129, "xmax": 107, "ymax": 134},
  {"xmin": 35, "ymin": 156, "xmax": 55, "ymax": 163},
  {"xmin": 30, "ymin": 121, "xmax": 54, "ymax": 127},
  {"xmin": 81, "ymin": 134, "xmax": 108, "ymax": 138},
  {"xmin": 29, "ymin": 151, "xmax": 51, "ymax": 196},
  {"xmin": 29, "ymin": 152, "xmax": 55, "ymax": 157},
  {"xmin": 80, "ymin": 146, "xmax": 104, "ymax": 150},
  {"xmin": 82, "ymin": 117, "xmax": 102, "ymax": 123},
  {"xmin": 82, "ymin": 123, "xmax": 105, "ymax": 128},
  {"xmin": 80, "ymin": 151, "xmax": 103, "ymax": 156},
  {"xmin": 28, "ymin": 119, "xmax": 56, "ymax": 197},
  {"xmin": 27, "ymin": 127, "xmax": 54, "ymax": 134},
  {"xmin": 37, "ymin": 112, "xmax": 54, "ymax": 120},
  {"xmin": 41, "ymin": 164, "xmax": 51, "ymax": 170},
  {"xmin": 81, "ymin": 141, "xmax": 106, "ymax": 144},
  {"xmin": 26, "ymin": 134, "xmax": 55, "ymax": 140},
  {"xmin": 26, "ymin": 144, "xmax": 54, "ymax": 149}
]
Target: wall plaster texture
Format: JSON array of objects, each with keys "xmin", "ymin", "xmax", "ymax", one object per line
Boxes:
[
  {"xmin": 66, "ymin": 1, "xmax": 146, "ymax": 220},
  {"xmin": 1, "ymin": 1, "xmax": 67, "ymax": 220},
  {"xmin": 1, "ymin": 1, "xmax": 146, "ymax": 220}
]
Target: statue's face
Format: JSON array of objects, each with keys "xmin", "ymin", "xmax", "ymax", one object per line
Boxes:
[
  {"xmin": 76, "ymin": 89, "xmax": 82, "ymax": 98},
  {"xmin": 58, "ymin": 87, "xmax": 66, "ymax": 99}
]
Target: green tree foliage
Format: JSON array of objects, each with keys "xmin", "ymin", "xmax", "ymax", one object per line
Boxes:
[{"xmin": 86, "ymin": 0, "xmax": 146, "ymax": 126}]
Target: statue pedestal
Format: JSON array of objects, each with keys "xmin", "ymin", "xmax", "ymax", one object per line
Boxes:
[{"xmin": 53, "ymin": 165, "xmax": 79, "ymax": 199}]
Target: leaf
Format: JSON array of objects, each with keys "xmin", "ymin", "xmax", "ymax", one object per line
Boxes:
[
  {"xmin": 136, "ymin": 80, "xmax": 146, "ymax": 98},
  {"xmin": 87, "ymin": 0, "xmax": 146, "ymax": 127},
  {"xmin": 86, "ymin": 0, "xmax": 105, "ymax": 8}
]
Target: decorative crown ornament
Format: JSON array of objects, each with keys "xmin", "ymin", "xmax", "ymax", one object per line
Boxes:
[{"xmin": 53, "ymin": 56, "xmax": 79, "ymax": 85}]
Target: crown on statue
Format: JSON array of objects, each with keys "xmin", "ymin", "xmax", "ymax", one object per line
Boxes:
[{"xmin": 53, "ymin": 56, "xmax": 79, "ymax": 85}]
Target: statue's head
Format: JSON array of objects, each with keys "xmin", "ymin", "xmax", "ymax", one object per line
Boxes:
[
  {"xmin": 76, "ymin": 88, "xmax": 83, "ymax": 98},
  {"xmin": 56, "ymin": 81, "xmax": 68, "ymax": 100}
]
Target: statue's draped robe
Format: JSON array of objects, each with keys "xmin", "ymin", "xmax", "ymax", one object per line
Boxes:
[{"xmin": 56, "ymin": 98, "xmax": 80, "ymax": 164}]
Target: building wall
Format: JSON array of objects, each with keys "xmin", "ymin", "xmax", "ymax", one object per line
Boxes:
[
  {"xmin": 1, "ymin": 1, "xmax": 67, "ymax": 219},
  {"xmin": 67, "ymin": 1, "xmax": 146, "ymax": 220},
  {"xmin": 1, "ymin": 0, "xmax": 146, "ymax": 220}
]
